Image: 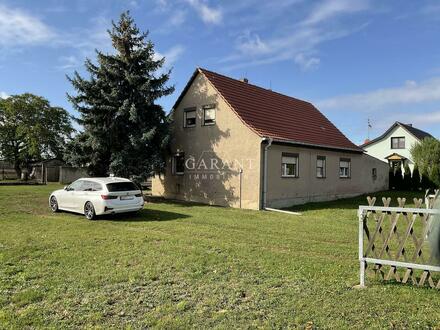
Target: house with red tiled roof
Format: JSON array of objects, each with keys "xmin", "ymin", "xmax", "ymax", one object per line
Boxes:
[{"xmin": 152, "ymin": 68, "xmax": 388, "ymax": 209}]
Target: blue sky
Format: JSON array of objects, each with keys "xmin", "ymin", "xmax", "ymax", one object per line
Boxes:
[{"xmin": 1, "ymin": 0, "xmax": 440, "ymax": 144}]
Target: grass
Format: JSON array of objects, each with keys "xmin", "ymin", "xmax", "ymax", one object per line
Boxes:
[{"xmin": 0, "ymin": 185, "xmax": 439, "ymax": 328}]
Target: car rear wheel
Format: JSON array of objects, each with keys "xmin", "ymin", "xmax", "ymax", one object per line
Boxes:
[
  {"xmin": 84, "ymin": 202, "xmax": 96, "ymax": 220},
  {"xmin": 49, "ymin": 196, "xmax": 59, "ymax": 212}
]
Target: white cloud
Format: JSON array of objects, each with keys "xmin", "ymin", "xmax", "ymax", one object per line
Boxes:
[
  {"xmin": 154, "ymin": 45, "xmax": 185, "ymax": 67},
  {"xmin": 169, "ymin": 10, "xmax": 187, "ymax": 26},
  {"xmin": 222, "ymin": 0, "xmax": 370, "ymax": 70},
  {"xmin": 54, "ymin": 16, "xmax": 113, "ymax": 70},
  {"xmin": 0, "ymin": 4, "xmax": 55, "ymax": 47},
  {"xmin": 302, "ymin": 0, "xmax": 369, "ymax": 26},
  {"xmin": 0, "ymin": 91, "xmax": 9, "ymax": 99},
  {"xmin": 185, "ymin": 0, "xmax": 222, "ymax": 24},
  {"xmin": 402, "ymin": 111, "xmax": 440, "ymax": 126},
  {"xmin": 56, "ymin": 55, "xmax": 81, "ymax": 70},
  {"xmin": 294, "ymin": 53, "xmax": 320, "ymax": 71},
  {"xmin": 317, "ymin": 78, "xmax": 440, "ymax": 111},
  {"xmin": 236, "ymin": 33, "xmax": 270, "ymax": 55}
]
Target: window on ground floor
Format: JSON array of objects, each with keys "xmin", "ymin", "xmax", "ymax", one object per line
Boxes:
[
  {"xmin": 339, "ymin": 158, "xmax": 351, "ymax": 178},
  {"xmin": 316, "ymin": 156, "xmax": 326, "ymax": 178},
  {"xmin": 281, "ymin": 153, "xmax": 299, "ymax": 178},
  {"xmin": 172, "ymin": 153, "xmax": 185, "ymax": 175}
]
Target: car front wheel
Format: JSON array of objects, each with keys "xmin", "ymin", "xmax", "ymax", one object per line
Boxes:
[
  {"xmin": 84, "ymin": 202, "xmax": 96, "ymax": 220},
  {"xmin": 49, "ymin": 196, "xmax": 59, "ymax": 212}
]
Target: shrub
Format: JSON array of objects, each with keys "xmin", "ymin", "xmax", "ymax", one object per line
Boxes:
[
  {"xmin": 412, "ymin": 165, "xmax": 421, "ymax": 190},
  {"xmin": 429, "ymin": 163, "xmax": 440, "ymax": 188},
  {"xmin": 403, "ymin": 164, "xmax": 412, "ymax": 190},
  {"xmin": 389, "ymin": 167, "xmax": 395, "ymax": 190},
  {"xmin": 394, "ymin": 166, "xmax": 403, "ymax": 190}
]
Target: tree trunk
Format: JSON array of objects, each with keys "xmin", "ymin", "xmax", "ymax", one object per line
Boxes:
[{"xmin": 14, "ymin": 161, "xmax": 21, "ymax": 180}]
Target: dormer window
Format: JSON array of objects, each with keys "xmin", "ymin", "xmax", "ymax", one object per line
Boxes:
[
  {"xmin": 184, "ymin": 108, "xmax": 196, "ymax": 127},
  {"xmin": 202, "ymin": 104, "xmax": 216, "ymax": 126}
]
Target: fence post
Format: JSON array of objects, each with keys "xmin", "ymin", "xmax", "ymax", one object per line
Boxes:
[{"xmin": 358, "ymin": 208, "xmax": 366, "ymax": 288}]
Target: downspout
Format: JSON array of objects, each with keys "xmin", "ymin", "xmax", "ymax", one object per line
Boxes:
[
  {"xmin": 262, "ymin": 137, "xmax": 302, "ymax": 216},
  {"xmin": 262, "ymin": 137, "xmax": 273, "ymax": 209}
]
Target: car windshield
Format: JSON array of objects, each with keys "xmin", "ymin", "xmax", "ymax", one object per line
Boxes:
[{"xmin": 106, "ymin": 182, "xmax": 139, "ymax": 192}]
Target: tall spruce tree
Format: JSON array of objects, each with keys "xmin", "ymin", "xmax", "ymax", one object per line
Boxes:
[{"xmin": 66, "ymin": 12, "xmax": 174, "ymax": 180}]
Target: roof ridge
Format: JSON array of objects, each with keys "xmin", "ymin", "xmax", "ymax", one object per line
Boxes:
[
  {"xmin": 198, "ymin": 67, "xmax": 361, "ymax": 152},
  {"xmin": 198, "ymin": 67, "xmax": 314, "ymax": 107}
]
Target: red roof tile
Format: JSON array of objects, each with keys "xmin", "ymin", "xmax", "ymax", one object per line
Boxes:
[{"xmin": 176, "ymin": 68, "xmax": 362, "ymax": 152}]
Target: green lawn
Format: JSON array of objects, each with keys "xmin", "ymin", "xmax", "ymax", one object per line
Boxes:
[{"xmin": 0, "ymin": 185, "xmax": 439, "ymax": 328}]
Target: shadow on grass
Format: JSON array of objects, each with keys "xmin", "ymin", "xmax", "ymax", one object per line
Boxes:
[
  {"xmin": 145, "ymin": 196, "xmax": 225, "ymax": 209},
  {"xmin": 97, "ymin": 208, "xmax": 191, "ymax": 222},
  {"xmin": 286, "ymin": 190, "xmax": 426, "ymax": 212},
  {"xmin": 364, "ymin": 277, "xmax": 439, "ymax": 291}
]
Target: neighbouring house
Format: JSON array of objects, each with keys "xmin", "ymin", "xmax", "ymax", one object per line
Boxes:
[
  {"xmin": 361, "ymin": 122, "xmax": 433, "ymax": 174},
  {"xmin": 152, "ymin": 68, "xmax": 389, "ymax": 210}
]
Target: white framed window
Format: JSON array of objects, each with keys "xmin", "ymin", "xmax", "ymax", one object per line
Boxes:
[
  {"xmin": 184, "ymin": 108, "xmax": 196, "ymax": 127},
  {"xmin": 391, "ymin": 137, "xmax": 405, "ymax": 149},
  {"xmin": 172, "ymin": 153, "xmax": 185, "ymax": 175},
  {"xmin": 202, "ymin": 104, "xmax": 216, "ymax": 126},
  {"xmin": 339, "ymin": 158, "xmax": 351, "ymax": 178},
  {"xmin": 281, "ymin": 153, "xmax": 299, "ymax": 177},
  {"xmin": 316, "ymin": 156, "xmax": 326, "ymax": 178}
]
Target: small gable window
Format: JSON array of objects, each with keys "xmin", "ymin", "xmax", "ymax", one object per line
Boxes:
[
  {"xmin": 281, "ymin": 153, "xmax": 299, "ymax": 178},
  {"xmin": 339, "ymin": 158, "xmax": 351, "ymax": 178},
  {"xmin": 184, "ymin": 108, "xmax": 196, "ymax": 128},
  {"xmin": 391, "ymin": 137, "xmax": 405, "ymax": 149},
  {"xmin": 203, "ymin": 104, "xmax": 216, "ymax": 126}
]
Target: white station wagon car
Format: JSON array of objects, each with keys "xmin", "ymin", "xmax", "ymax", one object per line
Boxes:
[{"xmin": 49, "ymin": 177, "xmax": 144, "ymax": 220}]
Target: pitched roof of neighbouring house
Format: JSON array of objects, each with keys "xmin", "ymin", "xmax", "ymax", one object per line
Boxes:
[
  {"xmin": 399, "ymin": 123, "xmax": 433, "ymax": 140},
  {"xmin": 360, "ymin": 122, "xmax": 433, "ymax": 148},
  {"xmin": 174, "ymin": 68, "xmax": 362, "ymax": 152}
]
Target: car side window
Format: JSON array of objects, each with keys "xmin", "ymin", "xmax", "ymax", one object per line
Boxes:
[
  {"xmin": 82, "ymin": 181, "xmax": 93, "ymax": 191},
  {"xmin": 81, "ymin": 181, "xmax": 102, "ymax": 191},
  {"xmin": 68, "ymin": 180, "xmax": 84, "ymax": 191},
  {"xmin": 91, "ymin": 182, "xmax": 102, "ymax": 191}
]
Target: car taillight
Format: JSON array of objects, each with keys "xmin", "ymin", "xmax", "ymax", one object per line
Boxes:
[
  {"xmin": 101, "ymin": 195, "xmax": 118, "ymax": 200},
  {"xmin": 135, "ymin": 193, "xmax": 142, "ymax": 197}
]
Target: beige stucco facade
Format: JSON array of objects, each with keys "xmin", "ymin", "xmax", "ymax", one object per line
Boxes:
[
  {"xmin": 152, "ymin": 73, "xmax": 262, "ymax": 209},
  {"xmin": 264, "ymin": 144, "xmax": 389, "ymax": 208},
  {"xmin": 152, "ymin": 71, "xmax": 389, "ymax": 210}
]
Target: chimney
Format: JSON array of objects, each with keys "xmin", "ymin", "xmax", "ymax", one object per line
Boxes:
[
  {"xmin": 240, "ymin": 78, "xmax": 248, "ymax": 83},
  {"xmin": 363, "ymin": 138, "xmax": 370, "ymax": 145},
  {"xmin": 407, "ymin": 123, "xmax": 413, "ymax": 127}
]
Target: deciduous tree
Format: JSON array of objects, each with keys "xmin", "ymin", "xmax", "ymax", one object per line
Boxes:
[{"xmin": 0, "ymin": 94, "xmax": 73, "ymax": 178}]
